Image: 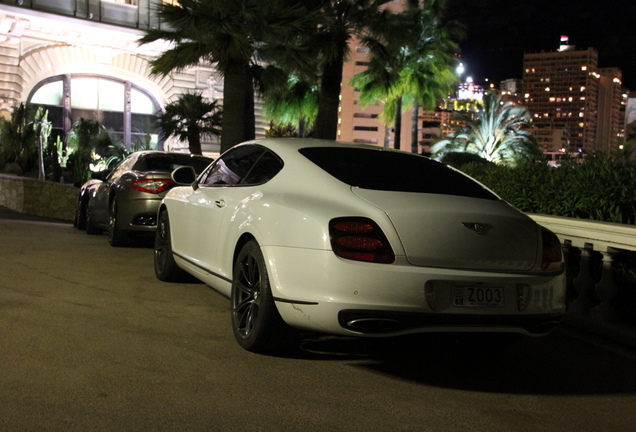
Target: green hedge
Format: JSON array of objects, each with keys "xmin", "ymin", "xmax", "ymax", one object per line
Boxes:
[{"xmin": 457, "ymin": 156, "xmax": 636, "ymax": 225}]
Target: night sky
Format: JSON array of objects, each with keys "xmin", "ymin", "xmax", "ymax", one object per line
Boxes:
[{"xmin": 445, "ymin": 0, "xmax": 636, "ymax": 90}]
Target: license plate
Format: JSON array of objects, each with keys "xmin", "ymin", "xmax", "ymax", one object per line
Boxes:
[{"xmin": 453, "ymin": 286, "xmax": 504, "ymax": 307}]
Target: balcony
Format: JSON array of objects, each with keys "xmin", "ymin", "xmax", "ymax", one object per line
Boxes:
[{"xmin": 0, "ymin": 0, "xmax": 165, "ymax": 30}]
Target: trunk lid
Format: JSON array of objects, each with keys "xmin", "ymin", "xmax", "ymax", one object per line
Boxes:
[{"xmin": 352, "ymin": 188, "xmax": 540, "ymax": 272}]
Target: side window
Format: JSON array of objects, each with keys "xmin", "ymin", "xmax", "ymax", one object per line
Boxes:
[
  {"xmin": 241, "ymin": 150, "xmax": 283, "ymax": 185},
  {"xmin": 107, "ymin": 155, "xmax": 136, "ymax": 180},
  {"xmin": 200, "ymin": 145, "xmax": 265, "ymax": 186}
]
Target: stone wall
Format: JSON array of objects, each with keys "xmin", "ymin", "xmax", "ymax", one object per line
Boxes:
[{"xmin": 0, "ymin": 174, "xmax": 77, "ymax": 221}]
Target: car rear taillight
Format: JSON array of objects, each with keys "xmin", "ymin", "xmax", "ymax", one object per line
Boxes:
[
  {"xmin": 540, "ymin": 227, "xmax": 564, "ymax": 271},
  {"xmin": 329, "ymin": 217, "xmax": 395, "ymax": 264},
  {"xmin": 131, "ymin": 179, "xmax": 175, "ymax": 194}
]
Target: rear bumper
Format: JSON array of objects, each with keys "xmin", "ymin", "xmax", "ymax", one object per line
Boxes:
[
  {"xmin": 338, "ymin": 309, "xmax": 562, "ymax": 336},
  {"xmin": 265, "ymin": 246, "xmax": 566, "ymax": 337},
  {"xmin": 117, "ymin": 196, "xmax": 162, "ymax": 232}
]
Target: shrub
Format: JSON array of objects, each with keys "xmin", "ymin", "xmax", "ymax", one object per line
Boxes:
[{"xmin": 456, "ymin": 156, "xmax": 636, "ymax": 225}]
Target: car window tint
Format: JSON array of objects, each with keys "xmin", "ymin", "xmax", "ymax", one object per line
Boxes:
[
  {"xmin": 241, "ymin": 150, "xmax": 283, "ymax": 185},
  {"xmin": 200, "ymin": 145, "xmax": 265, "ymax": 186},
  {"xmin": 299, "ymin": 147, "xmax": 497, "ymax": 200},
  {"xmin": 134, "ymin": 154, "xmax": 212, "ymax": 174}
]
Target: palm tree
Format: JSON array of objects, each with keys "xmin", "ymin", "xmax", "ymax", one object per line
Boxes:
[
  {"xmin": 32, "ymin": 107, "xmax": 52, "ymax": 180},
  {"xmin": 351, "ymin": 0, "xmax": 462, "ymax": 150},
  {"xmin": 309, "ymin": 0, "xmax": 393, "ymax": 140},
  {"xmin": 67, "ymin": 118, "xmax": 104, "ymax": 183},
  {"xmin": 157, "ymin": 93, "xmax": 222, "ymax": 155},
  {"xmin": 139, "ymin": 0, "xmax": 318, "ymax": 154},
  {"xmin": 431, "ymin": 92, "xmax": 540, "ymax": 165},
  {"xmin": 261, "ymin": 68, "xmax": 318, "ymax": 137}
]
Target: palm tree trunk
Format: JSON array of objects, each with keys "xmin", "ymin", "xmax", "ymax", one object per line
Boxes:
[
  {"xmin": 298, "ymin": 118, "xmax": 306, "ymax": 138},
  {"xmin": 411, "ymin": 102, "xmax": 419, "ymax": 154},
  {"xmin": 187, "ymin": 127, "xmax": 202, "ymax": 155},
  {"xmin": 220, "ymin": 61, "xmax": 254, "ymax": 153},
  {"xmin": 314, "ymin": 58, "xmax": 344, "ymax": 140},
  {"xmin": 393, "ymin": 97, "xmax": 402, "ymax": 150}
]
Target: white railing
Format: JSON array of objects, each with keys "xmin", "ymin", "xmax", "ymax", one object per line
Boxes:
[{"xmin": 528, "ymin": 214, "xmax": 636, "ymax": 347}]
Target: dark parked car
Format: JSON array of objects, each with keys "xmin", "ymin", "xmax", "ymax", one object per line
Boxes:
[{"xmin": 75, "ymin": 151, "xmax": 213, "ymax": 246}]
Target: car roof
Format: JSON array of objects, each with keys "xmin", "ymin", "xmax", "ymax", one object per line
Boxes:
[{"xmin": 234, "ymin": 138, "xmax": 415, "ymax": 163}]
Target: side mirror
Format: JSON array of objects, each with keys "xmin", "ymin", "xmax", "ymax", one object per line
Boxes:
[{"xmin": 172, "ymin": 166, "xmax": 197, "ymax": 186}]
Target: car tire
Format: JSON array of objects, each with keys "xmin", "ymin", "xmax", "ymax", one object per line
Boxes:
[
  {"xmin": 108, "ymin": 196, "xmax": 130, "ymax": 247},
  {"xmin": 75, "ymin": 203, "xmax": 84, "ymax": 230},
  {"xmin": 231, "ymin": 240, "xmax": 298, "ymax": 354},
  {"xmin": 154, "ymin": 210, "xmax": 189, "ymax": 282},
  {"xmin": 85, "ymin": 202, "xmax": 101, "ymax": 235}
]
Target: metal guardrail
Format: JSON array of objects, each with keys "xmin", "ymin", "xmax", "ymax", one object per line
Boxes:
[{"xmin": 528, "ymin": 213, "xmax": 636, "ymax": 348}]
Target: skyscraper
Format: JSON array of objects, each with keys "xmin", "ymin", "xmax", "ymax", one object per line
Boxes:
[{"xmin": 522, "ymin": 37, "xmax": 624, "ymax": 154}]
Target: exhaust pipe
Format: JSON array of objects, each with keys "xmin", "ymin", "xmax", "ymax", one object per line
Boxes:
[{"xmin": 346, "ymin": 318, "xmax": 402, "ymax": 332}]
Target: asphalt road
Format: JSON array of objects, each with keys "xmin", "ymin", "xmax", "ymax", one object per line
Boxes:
[{"xmin": 1, "ymin": 211, "xmax": 636, "ymax": 431}]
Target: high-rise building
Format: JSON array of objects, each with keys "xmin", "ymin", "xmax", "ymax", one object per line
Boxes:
[
  {"xmin": 522, "ymin": 37, "xmax": 625, "ymax": 154},
  {"xmin": 522, "ymin": 42, "xmax": 599, "ymax": 153},
  {"xmin": 597, "ymin": 67, "xmax": 624, "ymax": 151},
  {"xmin": 0, "ymin": 0, "xmax": 233, "ymax": 154}
]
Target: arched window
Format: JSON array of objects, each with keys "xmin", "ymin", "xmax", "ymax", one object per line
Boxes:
[{"xmin": 28, "ymin": 74, "xmax": 161, "ymax": 150}]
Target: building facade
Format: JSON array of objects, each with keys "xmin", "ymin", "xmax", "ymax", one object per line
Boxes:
[
  {"xmin": 521, "ymin": 40, "xmax": 625, "ymax": 154},
  {"xmin": 0, "ymin": 0, "xmax": 230, "ymax": 154}
]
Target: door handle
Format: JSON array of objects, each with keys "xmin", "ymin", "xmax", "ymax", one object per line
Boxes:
[{"xmin": 215, "ymin": 199, "xmax": 226, "ymax": 208}]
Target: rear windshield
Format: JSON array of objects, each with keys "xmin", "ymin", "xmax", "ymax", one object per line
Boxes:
[
  {"xmin": 135, "ymin": 154, "xmax": 212, "ymax": 174},
  {"xmin": 299, "ymin": 147, "xmax": 497, "ymax": 200}
]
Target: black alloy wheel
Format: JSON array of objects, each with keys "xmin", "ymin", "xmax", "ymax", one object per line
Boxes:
[
  {"xmin": 85, "ymin": 201, "xmax": 101, "ymax": 235},
  {"xmin": 154, "ymin": 210, "xmax": 187, "ymax": 282},
  {"xmin": 75, "ymin": 199, "xmax": 86, "ymax": 230},
  {"xmin": 231, "ymin": 240, "xmax": 297, "ymax": 354},
  {"xmin": 108, "ymin": 197, "xmax": 130, "ymax": 247}
]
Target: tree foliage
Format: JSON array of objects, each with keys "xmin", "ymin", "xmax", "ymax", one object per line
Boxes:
[
  {"xmin": 0, "ymin": 103, "xmax": 36, "ymax": 174},
  {"xmin": 351, "ymin": 0, "xmax": 462, "ymax": 149},
  {"xmin": 140, "ymin": 0, "xmax": 319, "ymax": 153},
  {"xmin": 158, "ymin": 93, "xmax": 222, "ymax": 155},
  {"xmin": 66, "ymin": 118, "xmax": 106, "ymax": 184}
]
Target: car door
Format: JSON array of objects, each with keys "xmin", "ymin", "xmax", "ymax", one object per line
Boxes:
[
  {"xmin": 170, "ymin": 145, "xmax": 268, "ymax": 279},
  {"xmin": 91, "ymin": 154, "xmax": 138, "ymax": 225}
]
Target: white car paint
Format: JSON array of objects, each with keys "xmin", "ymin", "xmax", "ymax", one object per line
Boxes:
[{"xmin": 159, "ymin": 138, "xmax": 566, "ymax": 341}]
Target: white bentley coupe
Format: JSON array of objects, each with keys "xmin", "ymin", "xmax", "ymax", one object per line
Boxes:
[{"xmin": 154, "ymin": 138, "xmax": 566, "ymax": 353}]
